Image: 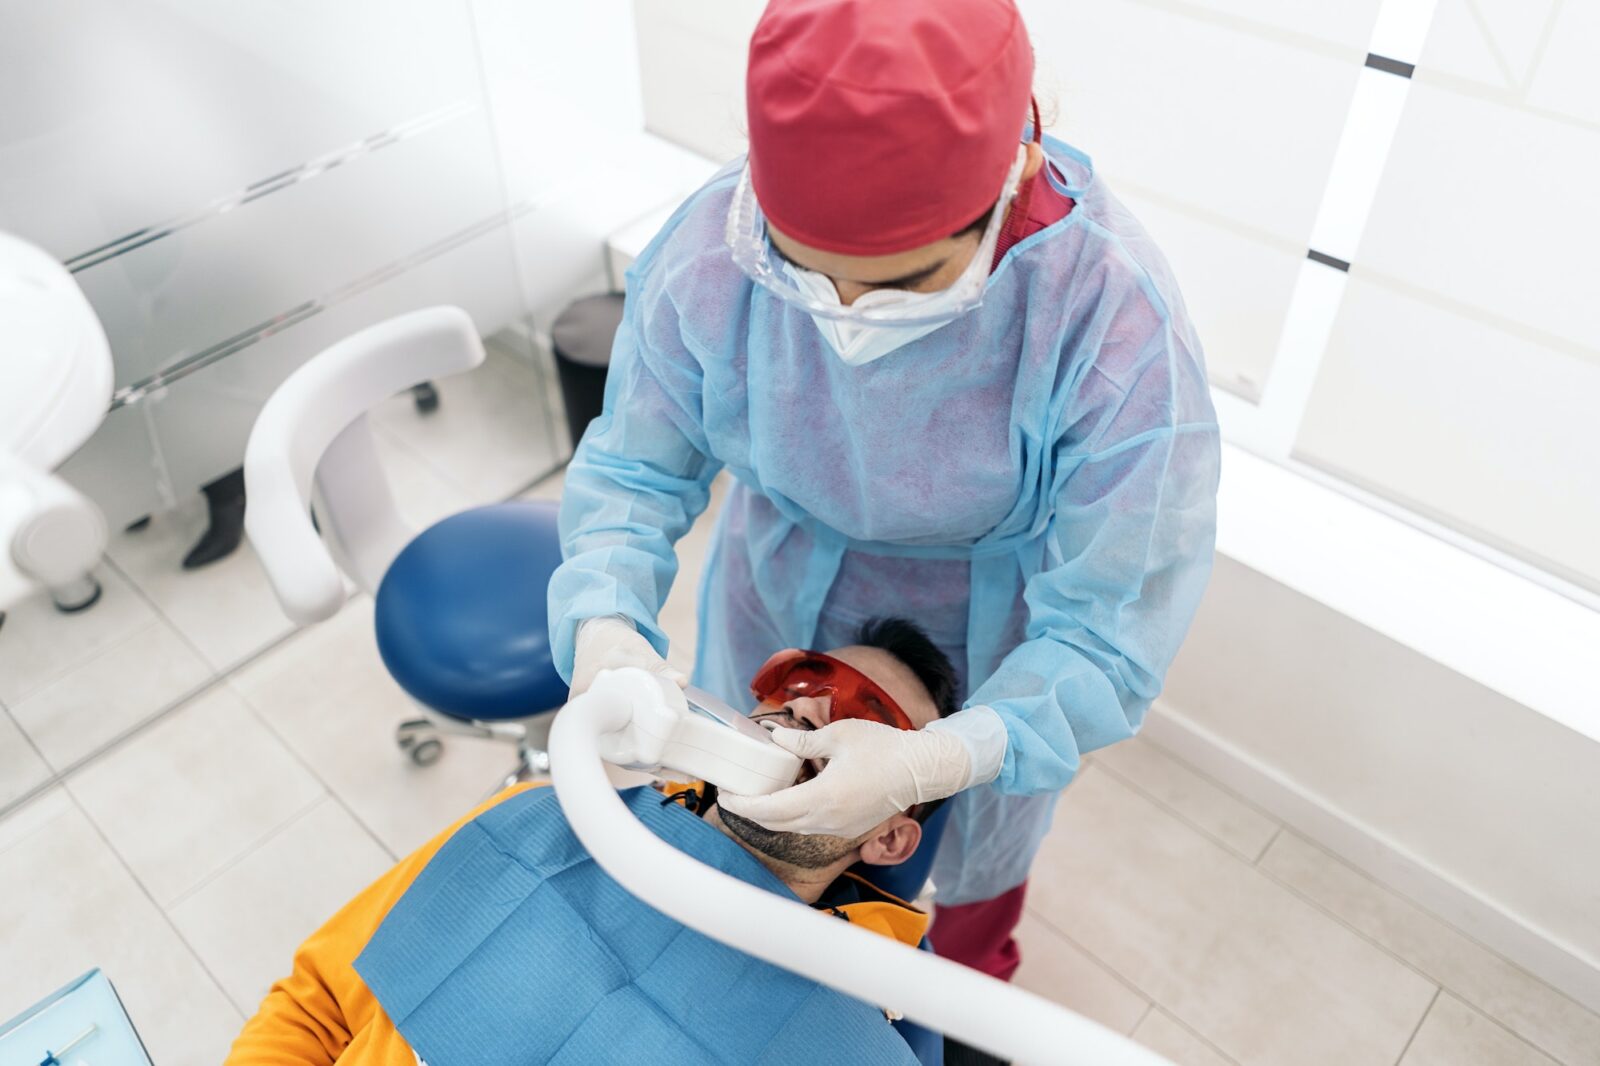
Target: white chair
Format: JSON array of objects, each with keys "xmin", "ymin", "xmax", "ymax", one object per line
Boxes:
[{"xmin": 244, "ymin": 306, "xmax": 569, "ymax": 787}]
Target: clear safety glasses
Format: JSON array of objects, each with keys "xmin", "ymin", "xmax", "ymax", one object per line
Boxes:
[
  {"xmin": 723, "ymin": 144, "xmax": 1029, "ymax": 327},
  {"xmin": 750, "ymin": 649, "xmax": 915, "ymax": 731}
]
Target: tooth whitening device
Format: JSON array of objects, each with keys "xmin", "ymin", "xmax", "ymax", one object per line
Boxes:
[{"xmin": 242, "ymin": 306, "xmax": 1172, "ymax": 1066}]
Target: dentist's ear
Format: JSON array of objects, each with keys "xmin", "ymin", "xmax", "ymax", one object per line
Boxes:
[{"xmin": 856, "ymin": 813, "xmax": 922, "ymax": 867}]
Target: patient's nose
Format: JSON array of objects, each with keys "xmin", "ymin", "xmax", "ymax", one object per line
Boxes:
[{"xmin": 783, "ymin": 695, "xmax": 832, "ymax": 730}]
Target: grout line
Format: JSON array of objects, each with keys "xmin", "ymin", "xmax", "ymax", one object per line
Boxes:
[
  {"xmin": 163, "ymin": 793, "xmax": 330, "ymax": 910},
  {"xmin": 61, "ymin": 787, "xmax": 245, "ymax": 1024},
  {"xmin": 1251, "ymin": 834, "xmax": 1593, "ymax": 1065},
  {"xmin": 1517, "ymin": 0, "xmax": 1564, "ymax": 98},
  {"xmin": 1127, "ymin": 1000, "xmax": 1155, "ymax": 1038},
  {"xmin": 1091, "ymin": 754, "xmax": 1281, "ymax": 865},
  {"xmin": 230, "ymin": 672, "xmax": 401, "ymax": 865},
  {"xmin": 1391, "ymin": 986, "xmax": 1442, "ymax": 1066},
  {"xmin": 1024, "ymin": 905, "xmax": 1164, "ymax": 1012},
  {"xmin": 1254, "ymin": 825, "xmax": 1285, "ymax": 866},
  {"xmin": 1460, "ymin": 0, "xmax": 1521, "ymax": 92},
  {"xmin": 0, "ymin": 626, "xmax": 304, "ymax": 819},
  {"xmin": 1146, "ymin": 1006, "xmax": 1244, "ymax": 1066}
]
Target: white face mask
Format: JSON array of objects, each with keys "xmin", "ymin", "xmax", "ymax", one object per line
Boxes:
[
  {"xmin": 776, "ymin": 144, "xmax": 1025, "ymax": 367},
  {"xmin": 782, "ymin": 263, "xmax": 955, "ymax": 366}
]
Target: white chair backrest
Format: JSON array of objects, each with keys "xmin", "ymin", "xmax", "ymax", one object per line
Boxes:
[{"xmin": 245, "ymin": 306, "xmax": 485, "ymax": 624}]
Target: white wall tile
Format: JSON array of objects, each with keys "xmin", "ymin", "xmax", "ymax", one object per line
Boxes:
[
  {"xmin": 0, "ymin": 802, "xmax": 242, "ymax": 1066},
  {"xmin": 67, "ymin": 685, "xmax": 324, "ymax": 905},
  {"xmin": 10, "ymin": 620, "xmax": 210, "ymax": 770},
  {"xmin": 1022, "ymin": 0, "xmax": 1363, "ymax": 246},
  {"xmin": 1032, "ymin": 766, "xmax": 1437, "ymax": 1066},
  {"xmin": 169, "ymin": 797, "xmax": 394, "ymax": 1014},
  {"xmin": 1295, "ymin": 278, "xmax": 1600, "ymax": 593},
  {"xmin": 1261, "ymin": 831, "xmax": 1600, "ymax": 1066}
]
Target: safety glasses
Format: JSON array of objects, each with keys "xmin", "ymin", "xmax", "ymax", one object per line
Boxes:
[
  {"xmin": 723, "ymin": 144, "xmax": 1028, "ymax": 327},
  {"xmin": 750, "ymin": 649, "xmax": 915, "ymax": 732}
]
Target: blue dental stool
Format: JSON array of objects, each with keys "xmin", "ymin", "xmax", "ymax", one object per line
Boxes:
[{"xmin": 373, "ymin": 499, "xmax": 569, "ymax": 786}]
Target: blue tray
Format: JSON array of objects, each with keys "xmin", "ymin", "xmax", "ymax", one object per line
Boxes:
[{"xmin": 0, "ymin": 970, "xmax": 152, "ymax": 1066}]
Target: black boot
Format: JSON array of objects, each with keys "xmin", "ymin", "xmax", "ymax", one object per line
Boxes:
[
  {"xmin": 183, "ymin": 467, "xmax": 247, "ymax": 569},
  {"xmin": 412, "ymin": 381, "xmax": 441, "ymax": 414}
]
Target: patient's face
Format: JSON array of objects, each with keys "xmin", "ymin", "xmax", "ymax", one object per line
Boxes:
[{"xmin": 715, "ymin": 645, "xmax": 939, "ymax": 868}]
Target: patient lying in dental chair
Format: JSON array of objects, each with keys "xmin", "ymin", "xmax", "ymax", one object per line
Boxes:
[{"xmin": 225, "ymin": 618, "xmax": 957, "ymax": 1066}]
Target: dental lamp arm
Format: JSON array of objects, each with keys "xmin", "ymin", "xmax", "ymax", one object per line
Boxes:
[
  {"xmin": 550, "ymin": 676, "xmax": 1175, "ymax": 1066},
  {"xmin": 244, "ymin": 307, "xmax": 485, "ymax": 624}
]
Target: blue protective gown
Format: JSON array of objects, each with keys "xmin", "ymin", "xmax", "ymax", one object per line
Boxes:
[{"xmin": 549, "ymin": 137, "xmax": 1221, "ymax": 904}]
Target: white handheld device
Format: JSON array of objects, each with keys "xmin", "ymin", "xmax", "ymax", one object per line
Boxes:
[{"xmin": 590, "ymin": 669, "xmax": 802, "ymax": 796}]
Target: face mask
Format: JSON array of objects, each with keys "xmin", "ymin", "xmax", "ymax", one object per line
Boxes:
[{"xmin": 782, "ymin": 263, "xmax": 954, "ymax": 366}]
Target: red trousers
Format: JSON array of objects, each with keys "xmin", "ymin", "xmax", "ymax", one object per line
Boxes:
[{"xmin": 927, "ymin": 881, "xmax": 1028, "ymax": 981}]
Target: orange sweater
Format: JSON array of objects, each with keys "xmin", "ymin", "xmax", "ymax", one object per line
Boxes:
[{"xmin": 225, "ymin": 784, "xmax": 927, "ymax": 1064}]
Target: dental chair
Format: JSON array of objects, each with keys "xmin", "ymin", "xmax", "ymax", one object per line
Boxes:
[
  {"xmin": 0, "ymin": 232, "xmax": 113, "ymax": 616},
  {"xmin": 244, "ymin": 306, "xmax": 568, "ymax": 787}
]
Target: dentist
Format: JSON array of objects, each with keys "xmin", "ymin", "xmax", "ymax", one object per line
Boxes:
[{"xmin": 549, "ymin": 0, "xmax": 1220, "ymax": 991}]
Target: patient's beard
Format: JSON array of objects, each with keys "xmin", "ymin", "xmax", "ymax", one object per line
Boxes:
[{"xmin": 715, "ymin": 808, "xmax": 865, "ymax": 870}]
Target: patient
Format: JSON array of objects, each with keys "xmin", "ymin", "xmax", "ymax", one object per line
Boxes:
[{"xmin": 225, "ymin": 617, "xmax": 957, "ymax": 1066}]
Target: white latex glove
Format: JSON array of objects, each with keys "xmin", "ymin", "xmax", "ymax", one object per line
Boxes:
[
  {"xmin": 585, "ymin": 666, "xmax": 690, "ymax": 770},
  {"xmin": 718, "ymin": 713, "xmax": 999, "ymax": 838},
  {"xmin": 570, "ymin": 615, "xmax": 687, "ymax": 700}
]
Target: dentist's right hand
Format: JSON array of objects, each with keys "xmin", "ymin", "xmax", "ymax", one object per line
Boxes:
[{"xmin": 570, "ymin": 615, "xmax": 688, "ymax": 700}]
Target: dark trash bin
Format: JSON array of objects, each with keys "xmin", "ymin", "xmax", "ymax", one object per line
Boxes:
[{"xmin": 551, "ymin": 292, "xmax": 625, "ymax": 450}]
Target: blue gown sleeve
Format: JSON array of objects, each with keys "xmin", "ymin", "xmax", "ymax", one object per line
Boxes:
[
  {"xmin": 967, "ymin": 290, "xmax": 1221, "ymax": 796},
  {"xmin": 546, "ymin": 277, "xmax": 723, "ymax": 683}
]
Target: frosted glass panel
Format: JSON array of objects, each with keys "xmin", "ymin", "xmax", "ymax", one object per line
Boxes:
[
  {"xmin": 1296, "ymin": 12, "xmax": 1600, "ymax": 592},
  {"xmin": 1295, "ymin": 279, "xmax": 1599, "ymax": 592},
  {"xmin": 1018, "ymin": 0, "xmax": 1379, "ymax": 395}
]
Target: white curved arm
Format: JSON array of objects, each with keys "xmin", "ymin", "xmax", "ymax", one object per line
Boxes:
[
  {"xmin": 549, "ymin": 691, "xmax": 1174, "ymax": 1066},
  {"xmin": 244, "ymin": 306, "xmax": 485, "ymax": 623}
]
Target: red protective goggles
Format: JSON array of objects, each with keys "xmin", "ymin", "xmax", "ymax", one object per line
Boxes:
[{"xmin": 750, "ymin": 649, "xmax": 914, "ymax": 732}]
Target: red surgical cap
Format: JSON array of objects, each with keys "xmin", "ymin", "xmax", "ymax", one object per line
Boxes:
[{"xmin": 746, "ymin": 0, "xmax": 1034, "ymax": 258}]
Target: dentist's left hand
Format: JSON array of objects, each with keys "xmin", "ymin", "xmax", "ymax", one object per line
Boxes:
[{"xmin": 570, "ymin": 615, "xmax": 687, "ymax": 700}]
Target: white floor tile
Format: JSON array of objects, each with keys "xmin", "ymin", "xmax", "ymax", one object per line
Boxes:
[
  {"xmin": 1093, "ymin": 734, "xmax": 1281, "ymax": 862},
  {"xmin": 0, "ymin": 785, "xmax": 74, "ymax": 854},
  {"xmin": 1401, "ymin": 994, "xmax": 1561, "ymax": 1066},
  {"xmin": 67, "ymin": 686, "xmax": 325, "ymax": 905},
  {"xmin": 1014, "ymin": 910, "xmax": 1150, "ymax": 1035},
  {"xmin": 0, "ymin": 710, "xmax": 51, "ymax": 810},
  {"xmin": 1260, "ymin": 831, "xmax": 1600, "ymax": 1066},
  {"xmin": 9, "ymin": 620, "xmax": 211, "ymax": 770},
  {"xmin": 1133, "ymin": 1008, "xmax": 1239, "ymax": 1066},
  {"xmin": 230, "ymin": 597, "xmax": 526, "ymax": 857},
  {"xmin": 0, "ymin": 564, "xmax": 158, "ymax": 705},
  {"xmin": 371, "ymin": 422, "xmax": 474, "ymax": 534},
  {"xmin": 371, "ymin": 344, "xmax": 564, "ymax": 507},
  {"xmin": 1030, "ymin": 767, "xmax": 1438, "ymax": 1066},
  {"xmin": 105, "ymin": 499, "xmax": 296, "ymax": 672},
  {"xmin": 0, "ymin": 801, "xmax": 242, "ymax": 1066},
  {"xmin": 169, "ymin": 797, "xmax": 394, "ymax": 1015}
]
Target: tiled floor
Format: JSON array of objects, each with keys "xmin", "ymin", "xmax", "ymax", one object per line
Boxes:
[{"xmin": 3, "ymin": 346, "xmax": 1598, "ymax": 1065}]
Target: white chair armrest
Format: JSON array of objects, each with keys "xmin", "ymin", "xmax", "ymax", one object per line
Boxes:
[{"xmin": 244, "ymin": 306, "xmax": 486, "ymax": 624}]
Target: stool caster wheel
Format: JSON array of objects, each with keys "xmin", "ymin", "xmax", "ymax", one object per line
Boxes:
[{"xmin": 396, "ymin": 719, "xmax": 444, "ymax": 767}]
